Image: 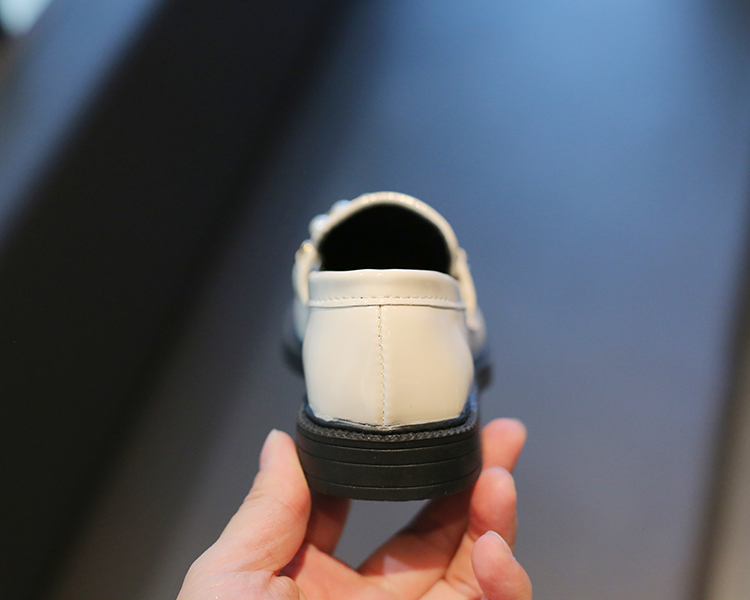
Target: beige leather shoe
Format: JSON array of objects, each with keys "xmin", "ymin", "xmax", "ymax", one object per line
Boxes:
[{"xmin": 290, "ymin": 192, "xmax": 487, "ymax": 500}]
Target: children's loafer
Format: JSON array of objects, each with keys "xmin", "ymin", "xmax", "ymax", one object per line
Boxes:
[{"xmin": 290, "ymin": 192, "xmax": 487, "ymax": 500}]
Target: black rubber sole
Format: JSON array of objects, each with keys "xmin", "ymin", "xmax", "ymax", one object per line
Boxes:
[{"xmin": 296, "ymin": 390, "xmax": 481, "ymax": 501}]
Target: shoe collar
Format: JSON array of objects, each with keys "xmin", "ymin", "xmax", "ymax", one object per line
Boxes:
[{"xmin": 293, "ymin": 192, "xmax": 480, "ymax": 330}]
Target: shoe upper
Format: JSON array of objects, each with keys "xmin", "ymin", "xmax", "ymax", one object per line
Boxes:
[{"xmin": 293, "ymin": 192, "xmax": 485, "ymax": 428}]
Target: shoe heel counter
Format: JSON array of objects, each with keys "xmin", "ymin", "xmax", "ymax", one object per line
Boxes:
[{"xmin": 303, "ymin": 303, "xmax": 474, "ymax": 427}]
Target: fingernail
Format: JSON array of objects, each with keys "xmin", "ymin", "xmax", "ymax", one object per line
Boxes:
[
  {"xmin": 487, "ymin": 530, "xmax": 514, "ymax": 557},
  {"xmin": 260, "ymin": 429, "xmax": 281, "ymax": 470}
]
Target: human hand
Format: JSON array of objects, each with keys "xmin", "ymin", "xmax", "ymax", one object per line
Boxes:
[{"xmin": 177, "ymin": 419, "xmax": 531, "ymax": 600}]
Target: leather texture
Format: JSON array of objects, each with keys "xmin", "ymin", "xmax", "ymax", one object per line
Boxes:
[
  {"xmin": 303, "ymin": 269, "xmax": 474, "ymax": 426},
  {"xmin": 294, "ymin": 192, "xmax": 484, "ymax": 427}
]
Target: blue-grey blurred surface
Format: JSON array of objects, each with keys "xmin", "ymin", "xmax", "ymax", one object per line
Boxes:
[{"xmin": 44, "ymin": 1, "xmax": 750, "ymax": 600}]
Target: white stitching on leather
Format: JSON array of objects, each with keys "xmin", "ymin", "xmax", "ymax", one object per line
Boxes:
[
  {"xmin": 315, "ymin": 295, "xmax": 456, "ymax": 301},
  {"xmin": 377, "ymin": 305, "xmax": 386, "ymax": 426},
  {"xmin": 308, "ymin": 297, "xmax": 466, "ymax": 310}
]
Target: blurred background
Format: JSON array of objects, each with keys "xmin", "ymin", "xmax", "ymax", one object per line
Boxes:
[{"xmin": 1, "ymin": 1, "xmax": 750, "ymax": 599}]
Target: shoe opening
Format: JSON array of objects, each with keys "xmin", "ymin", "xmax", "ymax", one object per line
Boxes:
[{"xmin": 318, "ymin": 204, "xmax": 451, "ymax": 273}]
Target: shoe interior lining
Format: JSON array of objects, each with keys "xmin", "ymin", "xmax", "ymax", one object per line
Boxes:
[{"xmin": 318, "ymin": 205, "xmax": 451, "ymax": 273}]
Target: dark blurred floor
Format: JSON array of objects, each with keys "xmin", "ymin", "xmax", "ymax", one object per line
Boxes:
[{"xmin": 44, "ymin": 1, "xmax": 750, "ymax": 599}]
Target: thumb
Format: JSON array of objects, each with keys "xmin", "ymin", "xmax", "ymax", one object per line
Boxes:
[{"xmin": 214, "ymin": 429, "xmax": 312, "ymax": 572}]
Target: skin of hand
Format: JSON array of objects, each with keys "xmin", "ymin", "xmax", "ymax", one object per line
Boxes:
[{"xmin": 176, "ymin": 419, "xmax": 532, "ymax": 600}]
